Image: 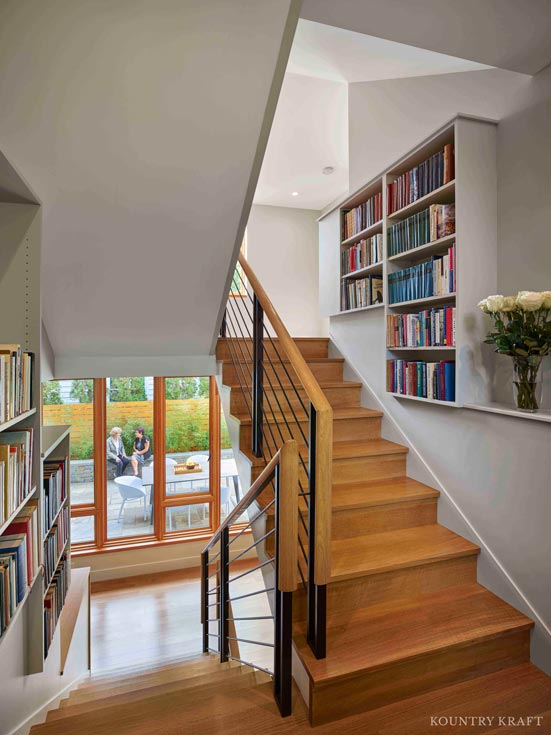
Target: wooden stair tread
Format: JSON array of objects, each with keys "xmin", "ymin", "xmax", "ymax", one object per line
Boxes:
[
  {"xmin": 294, "ymin": 584, "xmax": 533, "ymax": 684},
  {"xmin": 225, "ymin": 379, "xmax": 362, "ymax": 390},
  {"xmin": 331, "ymin": 439, "xmax": 407, "ymax": 459},
  {"xmin": 221, "ymin": 357, "xmax": 345, "ymax": 365},
  {"xmin": 332, "ymin": 477, "xmax": 439, "ymax": 510},
  {"xmin": 233, "ymin": 406, "xmax": 382, "ymax": 425},
  {"xmin": 331, "ymin": 524, "xmax": 479, "ymax": 581},
  {"xmin": 330, "ymin": 664, "xmax": 551, "ymax": 734}
]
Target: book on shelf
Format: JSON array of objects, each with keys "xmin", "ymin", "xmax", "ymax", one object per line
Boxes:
[
  {"xmin": 387, "ymin": 359, "xmax": 456, "ymax": 402},
  {"xmin": 388, "ymin": 243, "xmax": 456, "ymax": 304},
  {"xmin": 44, "ymin": 554, "xmax": 70, "ymax": 656},
  {"xmin": 0, "ymin": 345, "xmax": 33, "ymax": 424},
  {"xmin": 0, "ymin": 428, "xmax": 34, "ymax": 525},
  {"xmin": 386, "ymin": 306, "xmax": 456, "ymax": 348},
  {"xmin": 341, "ymin": 275, "xmax": 383, "ymax": 311},
  {"xmin": 342, "ymin": 191, "xmax": 382, "ymax": 240},
  {"xmin": 43, "ymin": 504, "xmax": 69, "ymax": 588},
  {"xmin": 387, "ymin": 204, "xmax": 455, "ymax": 257},
  {"xmin": 342, "ymin": 233, "xmax": 383, "ymax": 274},
  {"xmin": 387, "ymin": 143, "xmax": 454, "ymax": 215},
  {"xmin": 42, "ymin": 459, "xmax": 67, "ymax": 539}
]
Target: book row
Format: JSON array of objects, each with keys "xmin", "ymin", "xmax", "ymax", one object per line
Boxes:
[
  {"xmin": 0, "ymin": 501, "xmax": 39, "ymax": 638},
  {"xmin": 0, "ymin": 345, "xmax": 33, "ymax": 424},
  {"xmin": 42, "ymin": 459, "xmax": 67, "ymax": 539},
  {"xmin": 0, "ymin": 427, "xmax": 34, "ymax": 525},
  {"xmin": 388, "ymin": 244, "xmax": 456, "ymax": 304},
  {"xmin": 342, "ymin": 191, "xmax": 383, "ymax": 240},
  {"xmin": 44, "ymin": 505, "xmax": 69, "ymax": 588},
  {"xmin": 386, "ymin": 306, "xmax": 456, "ymax": 348},
  {"xmin": 44, "ymin": 555, "xmax": 70, "ymax": 656},
  {"xmin": 387, "ymin": 360, "xmax": 456, "ymax": 402},
  {"xmin": 387, "ymin": 204, "xmax": 455, "ymax": 257},
  {"xmin": 387, "ymin": 144, "xmax": 454, "ymax": 215},
  {"xmin": 341, "ymin": 276, "xmax": 383, "ymax": 312},
  {"xmin": 342, "ymin": 233, "xmax": 383, "ymax": 275}
]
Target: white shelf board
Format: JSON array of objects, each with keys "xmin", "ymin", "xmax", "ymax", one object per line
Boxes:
[
  {"xmin": 388, "ymin": 293, "xmax": 456, "ymax": 310},
  {"xmin": 388, "ymin": 234, "xmax": 456, "ymax": 264},
  {"xmin": 342, "ymin": 262, "xmax": 383, "ymax": 279},
  {"xmin": 0, "ymin": 408, "xmax": 37, "ymax": 433},
  {"xmin": 387, "ymin": 180, "xmax": 455, "ymax": 222},
  {"xmin": 341, "ymin": 220, "xmax": 383, "ymax": 247},
  {"xmin": 464, "ymin": 402, "xmax": 551, "ymax": 423},
  {"xmin": 388, "ymin": 392, "xmax": 458, "ymax": 407},
  {"xmin": 42, "ymin": 425, "xmax": 71, "ymax": 459},
  {"xmin": 0, "ymin": 485, "xmax": 38, "ymax": 536},
  {"xmin": 331, "ymin": 303, "xmax": 385, "ymax": 317},
  {"xmin": 387, "ymin": 346, "xmax": 456, "ymax": 351}
]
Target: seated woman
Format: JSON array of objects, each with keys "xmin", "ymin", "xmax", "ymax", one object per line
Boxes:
[
  {"xmin": 131, "ymin": 427, "xmax": 151, "ymax": 474},
  {"xmin": 107, "ymin": 427, "xmax": 130, "ymax": 478}
]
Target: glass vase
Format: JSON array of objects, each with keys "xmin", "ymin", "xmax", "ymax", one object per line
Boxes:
[{"xmin": 512, "ymin": 355, "xmax": 543, "ymax": 411}]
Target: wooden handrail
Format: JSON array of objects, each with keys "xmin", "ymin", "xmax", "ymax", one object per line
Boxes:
[
  {"xmin": 203, "ymin": 450, "xmax": 280, "ymax": 553},
  {"xmin": 277, "ymin": 440, "xmax": 298, "ymax": 593},
  {"xmin": 237, "ymin": 253, "xmax": 333, "ymax": 586}
]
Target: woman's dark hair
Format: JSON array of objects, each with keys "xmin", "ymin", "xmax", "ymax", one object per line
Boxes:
[{"xmin": 135, "ymin": 426, "xmax": 145, "ymax": 434}]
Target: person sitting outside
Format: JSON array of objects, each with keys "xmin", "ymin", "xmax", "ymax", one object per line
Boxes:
[
  {"xmin": 132, "ymin": 427, "xmax": 151, "ymax": 474},
  {"xmin": 107, "ymin": 427, "xmax": 130, "ymax": 478}
]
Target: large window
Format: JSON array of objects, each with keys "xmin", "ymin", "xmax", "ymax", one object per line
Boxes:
[{"xmin": 42, "ymin": 376, "xmax": 240, "ymax": 552}]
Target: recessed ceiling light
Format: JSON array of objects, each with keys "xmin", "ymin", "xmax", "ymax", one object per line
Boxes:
[
  {"xmin": 322, "ymin": 166, "xmax": 334, "ymax": 175},
  {"xmin": 292, "ymin": 191, "xmax": 299, "ymax": 196}
]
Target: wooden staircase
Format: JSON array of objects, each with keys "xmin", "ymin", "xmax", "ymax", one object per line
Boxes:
[
  {"xmin": 217, "ymin": 335, "xmax": 551, "ymax": 728},
  {"xmin": 31, "ymin": 654, "xmax": 551, "ymax": 734}
]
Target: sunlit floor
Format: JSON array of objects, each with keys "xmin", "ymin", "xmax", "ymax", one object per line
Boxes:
[{"xmin": 91, "ymin": 561, "xmax": 273, "ymax": 675}]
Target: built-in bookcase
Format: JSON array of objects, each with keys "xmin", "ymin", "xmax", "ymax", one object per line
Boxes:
[
  {"xmin": 0, "ymin": 150, "xmax": 82, "ymax": 680},
  {"xmin": 322, "ymin": 115, "xmax": 498, "ymax": 407}
]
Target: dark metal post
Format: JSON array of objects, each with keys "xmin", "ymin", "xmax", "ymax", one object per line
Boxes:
[
  {"xmin": 274, "ymin": 464, "xmax": 292, "ymax": 716},
  {"xmin": 252, "ymin": 294, "xmax": 264, "ymax": 457},
  {"xmin": 201, "ymin": 550, "xmax": 209, "ymax": 653},
  {"xmin": 220, "ymin": 309, "xmax": 227, "ymax": 338},
  {"xmin": 220, "ymin": 527, "xmax": 230, "ymax": 663},
  {"xmin": 307, "ymin": 404, "xmax": 327, "ymax": 659}
]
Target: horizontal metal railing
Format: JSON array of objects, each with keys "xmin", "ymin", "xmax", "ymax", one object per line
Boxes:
[{"xmin": 201, "ymin": 441, "xmax": 298, "ymax": 717}]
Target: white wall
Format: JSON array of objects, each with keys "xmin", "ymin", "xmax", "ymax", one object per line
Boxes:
[
  {"xmin": 321, "ymin": 65, "xmax": 551, "ymax": 674},
  {"xmin": 247, "ymin": 205, "xmax": 328, "ymax": 336}
]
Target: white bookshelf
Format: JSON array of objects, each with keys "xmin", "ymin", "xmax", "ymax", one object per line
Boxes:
[{"xmin": 319, "ymin": 115, "xmax": 498, "ymax": 407}]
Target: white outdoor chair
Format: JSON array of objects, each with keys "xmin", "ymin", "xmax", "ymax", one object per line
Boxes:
[
  {"xmin": 114, "ymin": 476, "xmax": 148, "ymax": 522},
  {"xmin": 187, "ymin": 454, "xmax": 209, "ymax": 491}
]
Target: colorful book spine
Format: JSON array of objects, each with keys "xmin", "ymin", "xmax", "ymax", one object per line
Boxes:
[
  {"xmin": 0, "ymin": 346, "xmax": 33, "ymax": 424},
  {"xmin": 387, "ymin": 144, "xmax": 454, "ymax": 215},
  {"xmin": 44, "ymin": 555, "xmax": 70, "ymax": 656},
  {"xmin": 342, "ymin": 233, "xmax": 383, "ymax": 274},
  {"xmin": 341, "ymin": 276, "xmax": 383, "ymax": 311},
  {"xmin": 43, "ymin": 505, "xmax": 69, "ymax": 588},
  {"xmin": 387, "ymin": 204, "xmax": 455, "ymax": 257},
  {"xmin": 342, "ymin": 192, "xmax": 383, "ymax": 240},
  {"xmin": 387, "ymin": 360, "xmax": 456, "ymax": 402},
  {"xmin": 388, "ymin": 244, "xmax": 456, "ymax": 304},
  {"xmin": 386, "ymin": 307, "xmax": 456, "ymax": 347}
]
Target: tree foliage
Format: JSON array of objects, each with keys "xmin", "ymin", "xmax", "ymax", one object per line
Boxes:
[
  {"xmin": 109, "ymin": 377, "xmax": 147, "ymax": 402},
  {"xmin": 70, "ymin": 379, "xmax": 94, "ymax": 404},
  {"xmin": 43, "ymin": 381, "xmax": 62, "ymax": 405},
  {"xmin": 165, "ymin": 377, "xmax": 209, "ymax": 400}
]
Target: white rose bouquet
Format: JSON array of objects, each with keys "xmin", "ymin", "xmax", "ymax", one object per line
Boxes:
[{"xmin": 478, "ymin": 291, "xmax": 551, "ymax": 410}]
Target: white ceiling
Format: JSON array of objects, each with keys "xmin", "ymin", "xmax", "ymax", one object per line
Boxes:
[
  {"xmin": 0, "ymin": 0, "xmax": 297, "ymax": 375},
  {"xmin": 254, "ymin": 19, "xmax": 493, "ymax": 210},
  {"xmin": 253, "ymin": 73, "xmax": 348, "ymax": 210},
  {"xmin": 301, "ymin": 0, "xmax": 551, "ymax": 76},
  {"xmin": 287, "ymin": 20, "xmax": 490, "ymax": 83}
]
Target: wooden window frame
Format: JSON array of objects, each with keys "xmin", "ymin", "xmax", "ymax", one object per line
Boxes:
[{"xmin": 68, "ymin": 375, "xmax": 226, "ymax": 554}]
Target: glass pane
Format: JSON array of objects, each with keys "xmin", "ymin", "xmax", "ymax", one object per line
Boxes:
[
  {"xmin": 165, "ymin": 503, "xmax": 210, "ymax": 532},
  {"xmin": 165, "ymin": 378, "xmax": 210, "ymax": 497},
  {"xmin": 71, "ymin": 514, "xmax": 95, "ymax": 544},
  {"xmin": 42, "ymin": 379, "xmax": 94, "ymax": 506},
  {"xmin": 106, "ymin": 377, "xmax": 154, "ymax": 539}
]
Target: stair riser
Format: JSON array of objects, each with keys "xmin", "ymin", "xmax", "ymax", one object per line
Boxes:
[
  {"xmin": 292, "ymin": 557, "xmax": 478, "ymax": 621},
  {"xmin": 238, "ymin": 415, "xmax": 381, "ymax": 451},
  {"xmin": 229, "ymin": 384, "xmax": 361, "ymax": 414},
  {"xmin": 216, "ymin": 338, "xmax": 328, "ymax": 361},
  {"xmin": 332, "ymin": 498, "xmax": 437, "ymax": 540},
  {"xmin": 309, "ymin": 630, "xmax": 530, "ymax": 725},
  {"xmin": 333, "ymin": 453, "xmax": 407, "ymax": 483},
  {"xmin": 222, "ymin": 360, "xmax": 344, "ymax": 385}
]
